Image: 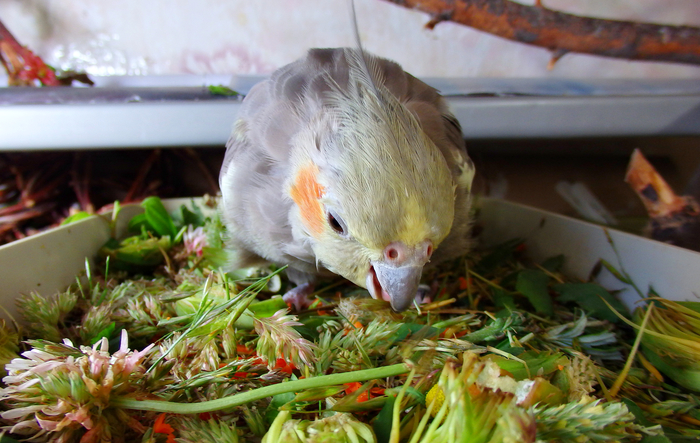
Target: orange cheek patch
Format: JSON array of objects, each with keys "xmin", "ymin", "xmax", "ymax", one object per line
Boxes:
[{"xmin": 290, "ymin": 164, "xmax": 325, "ymax": 236}]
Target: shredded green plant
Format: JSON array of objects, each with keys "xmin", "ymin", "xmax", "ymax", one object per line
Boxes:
[{"xmin": 0, "ymin": 197, "xmax": 698, "ymax": 443}]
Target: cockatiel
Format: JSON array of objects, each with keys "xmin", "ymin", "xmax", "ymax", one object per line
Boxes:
[{"xmin": 219, "ymin": 48, "xmax": 474, "ymax": 311}]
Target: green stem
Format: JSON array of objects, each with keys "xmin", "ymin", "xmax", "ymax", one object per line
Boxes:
[
  {"xmin": 113, "ymin": 363, "xmax": 410, "ymax": 414},
  {"xmin": 609, "ymin": 303, "xmax": 653, "ymax": 398},
  {"xmin": 390, "ymin": 369, "xmax": 415, "ymax": 443},
  {"xmin": 467, "ymin": 269, "xmax": 510, "ymax": 293}
]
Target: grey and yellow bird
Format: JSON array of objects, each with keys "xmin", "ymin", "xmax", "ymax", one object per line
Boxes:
[{"xmin": 219, "ymin": 47, "xmax": 474, "ymax": 311}]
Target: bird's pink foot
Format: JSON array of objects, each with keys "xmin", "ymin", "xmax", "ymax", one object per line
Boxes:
[{"xmin": 282, "ymin": 282, "xmax": 315, "ymax": 311}]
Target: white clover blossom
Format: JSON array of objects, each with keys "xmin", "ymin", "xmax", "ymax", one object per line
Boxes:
[
  {"xmin": 0, "ymin": 330, "xmax": 155, "ymax": 441},
  {"xmin": 184, "ymin": 225, "xmax": 208, "ymax": 257}
]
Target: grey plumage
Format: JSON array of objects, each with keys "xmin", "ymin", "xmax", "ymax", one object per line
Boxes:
[{"xmin": 219, "ymin": 47, "xmax": 474, "ymax": 298}]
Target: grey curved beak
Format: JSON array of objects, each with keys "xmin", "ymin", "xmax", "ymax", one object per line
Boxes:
[{"xmin": 370, "ymin": 262, "xmax": 423, "ymax": 312}]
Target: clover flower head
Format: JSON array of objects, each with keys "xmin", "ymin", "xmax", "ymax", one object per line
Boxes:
[
  {"xmin": 184, "ymin": 225, "xmax": 208, "ymax": 257},
  {"xmin": 0, "ymin": 330, "xmax": 155, "ymax": 442}
]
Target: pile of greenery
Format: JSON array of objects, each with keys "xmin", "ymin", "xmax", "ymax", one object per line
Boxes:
[{"xmin": 0, "ymin": 197, "xmax": 698, "ymax": 443}]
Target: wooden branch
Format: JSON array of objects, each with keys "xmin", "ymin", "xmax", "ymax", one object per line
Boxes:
[{"xmin": 381, "ymin": 0, "xmax": 700, "ymax": 66}]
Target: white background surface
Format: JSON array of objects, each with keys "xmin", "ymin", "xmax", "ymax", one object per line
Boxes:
[{"xmin": 1, "ymin": 0, "xmax": 700, "ymax": 80}]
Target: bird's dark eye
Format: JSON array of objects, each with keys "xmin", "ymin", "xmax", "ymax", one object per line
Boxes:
[{"xmin": 327, "ymin": 211, "xmax": 346, "ymax": 235}]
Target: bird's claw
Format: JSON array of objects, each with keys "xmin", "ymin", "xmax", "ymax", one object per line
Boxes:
[
  {"xmin": 415, "ymin": 283, "xmax": 433, "ymax": 306},
  {"xmin": 282, "ymin": 282, "xmax": 315, "ymax": 311}
]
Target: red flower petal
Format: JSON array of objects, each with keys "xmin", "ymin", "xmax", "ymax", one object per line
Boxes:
[
  {"xmin": 344, "ymin": 382, "xmax": 362, "ymax": 394},
  {"xmin": 153, "ymin": 413, "xmax": 175, "ymax": 436}
]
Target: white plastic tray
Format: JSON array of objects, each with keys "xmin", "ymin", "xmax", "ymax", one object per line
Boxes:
[{"xmin": 2, "ymin": 78, "xmax": 700, "ymax": 149}]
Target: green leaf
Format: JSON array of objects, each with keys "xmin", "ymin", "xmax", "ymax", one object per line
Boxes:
[
  {"xmin": 390, "ymin": 323, "xmax": 439, "ymax": 344},
  {"xmin": 248, "ymin": 297, "xmax": 289, "ymax": 318},
  {"xmin": 488, "ymin": 351, "xmax": 568, "ymax": 380},
  {"xmin": 551, "ymin": 366, "xmax": 570, "ymax": 394},
  {"xmin": 474, "ymin": 239, "xmax": 522, "ymax": 274},
  {"xmin": 622, "ymin": 397, "xmax": 653, "ymax": 427},
  {"xmin": 516, "ymin": 269, "xmax": 553, "ymax": 316},
  {"xmin": 640, "ymin": 436, "xmax": 673, "ymax": 443},
  {"xmin": 640, "ymin": 343, "xmax": 700, "ymax": 392},
  {"xmin": 263, "ymin": 390, "xmax": 296, "ymax": 425},
  {"xmin": 554, "ymin": 283, "xmax": 628, "ymax": 322},
  {"xmin": 112, "ymin": 200, "xmax": 121, "ymax": 220},
  {"xmin": 293, "ymin": 385, "xmax": 346, "ymax": 403},
  {"xmin": 120, "ymin": 235, "xmax": 171, "ymax": 263},
  {"xmin": 127, "ymin": 213, "xmax": 148, "ymax": 233},
  {"xmin": 492, "ymin": 287, "xmax": 516, "ymax": 312},
  {"xmin": 90, "ymin": 322, "xmax": 116, "ymax": 345},
  {"xmin": 598, "ymin": 259, "xmax": 632, "ymax": 284},
  {"xmin": 204, "ymin": 213, "xmax": 226, "ymax": 249},
  {"xmin": 333, "ymin": 396, "xmax": 386, "ymax": 413},
  {"xmin": 463, "ymin": 315, "xmax": 514, "ymax": 343},
  {"xmin": 174, "ymin": 204, "xmax": 206, "ymax": 228},
  {"xmin": 495, "ymin": 342, "xmax": 525, "ymax": 356},
  {"xmin": 202, "ymin": 246, "xmax": 229, "ymax": 268},
  {"xmin": 141, "ymin": 196, "xmax": 177, "ymax": 238},
  {"xmin": 373, "ymin": 393, "xmax": 396, "ymax": 443},
  {"xmin": 61, "ymin": 211, "xmax": 92, "ymax": 225},
  {"xmin": 541, "ymin": 254, "xmax": 565, "ymax": 272},
  {"xmin": 678, "ymin": 301, "xmax": 700, "ymax": 315},
  {"xmin": 208, "ymin": 85, "xmax": 240, "ymax": 96},
  {"xmin": 99, "ymin": 235, "xmax": 171, "ymax": 269}
]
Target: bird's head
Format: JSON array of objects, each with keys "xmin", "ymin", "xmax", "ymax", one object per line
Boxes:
[{"xmin": 285, "ymin": 52, "xmax": 456, "ymax": 311}]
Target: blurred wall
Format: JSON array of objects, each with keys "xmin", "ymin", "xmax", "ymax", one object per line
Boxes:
[{"xmin": 1, "ymin": 0, "xmax": 700, "ymax": 79}]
